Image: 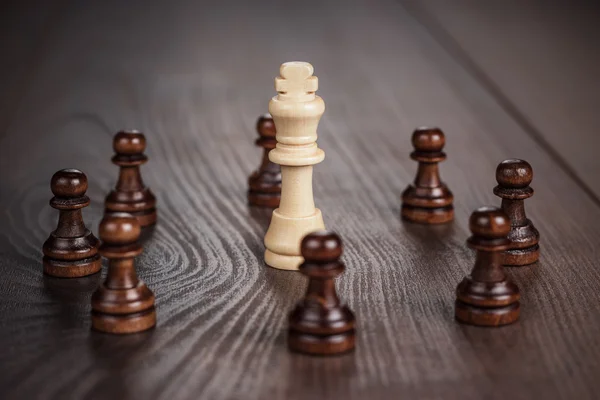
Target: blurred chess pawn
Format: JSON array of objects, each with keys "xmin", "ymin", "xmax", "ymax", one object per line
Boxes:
[
  {"xmin": 248, "ymin": 114, "xmax": 281, "ymax": 208},
  {"xmin": 455, "ymin": 206, "xmax": 520, "ymax": 326},
  {"xmin": 401, "ymin": 127, "xmax": 454, "ymax": 224},
  {"xmin": 43, "ymin": 169, "xmax": 101, "ymax": 278},
  {"xmin": 288, "ymin": 231, "xmax": 355, "ymax": 355},
  {"xmin": 494, "ymin": 159, "xmax": 540, "ymax": 266},
  {"xmin": 105, "ymin": 131, "xmax": 157, "ymax": 227},
  {"xmin": 91, "ymin": 213, "xmax": 156, "ymax": 334}
]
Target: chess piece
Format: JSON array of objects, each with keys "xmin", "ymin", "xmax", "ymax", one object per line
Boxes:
[
  {"xmin": 288, "ymin": 231, "xmax": 355, "ymax": 355},
  {"xmin": 43, "ymin": 169, "xmax": 101, "ymax": 278},
  {"xmin": 455, "ymin": 206, "xmax": 520, "ymax": 326},
  {"xmin": 105, "ymin": 130, "xmax": 157, "ymax": 227},
  {"xmin": 494, "ymin": 159, "xmax": 540, "ymax": 266},
  {"xmin": 91, "ymin": 213, "xmax": 156, "ymax": 334},
  {"xmin": 401, "ymin": 127, "xmax": 453, "ymax": 224},
  {"xmin": 248, "ymin": 114, "xmax": 282, "ymax": 207},
  {"xmin": 264, "ymin": 62, "xmax": 326, "ymax": 270}
]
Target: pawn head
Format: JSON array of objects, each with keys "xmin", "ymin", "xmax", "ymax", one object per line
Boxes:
[
  {"xmin": 496, "ymin": 159, "xmax": 533, "ymax": 188},
  {"xmin": 301, "ymin": 231, "xmax": 343, "ymax": 262},
  {"xmin": 99, "ymin": 213, "xmax": 141, "ymax": 246},
  {"xmin": 256, "ymin": 114, "xmax": 276, "ymax": 138},
  {"xmin": 412, "ymin": 127, "xmax": 445, "ymax": 152},
  {"xmin": 113, "ymin": 130, "xmax": 146, "ymax": 155},
  {"xmin": 469, "ymin": 206, "xmax": 510, "ymax": 239},
  {"xmin": 51, "ymin": 169, "xmax": 88, "ymax": 198}
]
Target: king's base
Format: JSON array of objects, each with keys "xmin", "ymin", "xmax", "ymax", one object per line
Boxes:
[
  {"xmin": 92, "ymin": 307, "xmax": 156, "ymax": 334},
  {"xmin": 288, "ymin": 330, "xmax": 355, "ymax": 356},
  {"xmin": 265, "ymin": 250, "xmax": 304, "ymax": 271},
  {"xmin": 455, "ymin": 301, "xmax": 520, "ymax": 327},
  {"xmin": 401, "ymin": 204, "xmax": 454, "ymax": 224},
  {"xmin": 43, "ymin": 255, "xmax": 102, "ymax": 278},
  {"xmin": 504, "ymin": 244, "xmax": 540, "ymax": 266},
  {"xmin": 264, "ymin": 208, "xmax": 325, "ymax": 271}
]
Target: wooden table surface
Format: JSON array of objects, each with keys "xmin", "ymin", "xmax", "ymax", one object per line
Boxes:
[{"xmin": 1, "ymin": 1, "xmax": 599, "ymax": 399}]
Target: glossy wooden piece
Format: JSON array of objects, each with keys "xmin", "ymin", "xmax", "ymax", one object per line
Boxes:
[
  {"xmin": 42, "ymin": 169, "xmax": 101, "ymax": 277},
  {"xmin": 455, "ymin": 206, "xmax": 520, "ymax": 326},
  {"xmin": 91, "ymin": 213, "xmax": 156, "ymax": 334},
  {"xmin": 494, "ymin": 159, "xmax": 540, "ymax": 266},
  {"xmin": 401, "ymin": 127, "xmax": 454, "ymax": 224},
  {"xmin": 105, "ymin": 131, "xmax": 157, "ymax": 227},
  {"xmin": 247, "ymin": 114, "xmax": 281, "ymax": 208},
  {"xmin": 288, "ymin": 231, "xmax": 355, "ymax": 355}
]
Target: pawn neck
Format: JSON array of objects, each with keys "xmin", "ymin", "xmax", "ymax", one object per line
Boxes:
[
  {"xmin": 501, "ymin": 198, "xmax": 527, "ymax": 227},
  {"xmin": 55, "ymin": 209, "xmax": 87, "ymax": 237},
  {"xmin": 259, "ymin": 150, "xmax": 280, "ymax": 173},
  {"xmin": 415, "ymin": 162, "xmax": 441, "ymax": 188},
  {"xmin": 305, "ymin": 277, "xmax": 340, "ymax": 308},
  {"xmin": 471, "ymin": 250, "xmax": 506, "ymax": 282},
  {"xmin": 116, "ymin": 166, "xmax": 145, "ymax": 192},
  {"xmin": 105, "ymin": 258, "xmax": 140, "ymax": 289}
]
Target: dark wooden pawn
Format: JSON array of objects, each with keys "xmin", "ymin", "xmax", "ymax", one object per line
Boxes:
[
  {"xmin": 43, "ymin": 169, "xmax": 101, "ymax": 278},
  {"xmin": 288, "ymin": 231, "xmax": 355, "ymax": 355},
  {"xmin": 455, "ymin": 206, "xmax": 520, "ymax": 327},
  {"xmin": 401, "ymin": 127, "xmax": 454, "ymax": 224},
  {"xmin": 92, "ymin": 213, "xmax": 156, "ymax": 334},
  {"xmin": 105, "ymin": 131, "xmax": 157, "ymax": 227},
  {"xmin": 248, "ymin": 114, "xmax": 281, "ymax": 208},
  {"xmin": 494, "ymin": 159, "xmax": 540, "ymax": 266}
]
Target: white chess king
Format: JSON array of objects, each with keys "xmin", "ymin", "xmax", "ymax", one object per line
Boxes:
[{"xmin": 264, "ymin": 61, "xmax": 326, "ymax": 270}]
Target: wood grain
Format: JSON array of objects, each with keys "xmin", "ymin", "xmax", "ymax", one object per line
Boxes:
[
  {"xmin": 0, "ymin": 1, "xmax": 599, "ymax": 399},
  {"xmin": 404, "ymin": 0, "xmax": 600, "ymax": 200}
]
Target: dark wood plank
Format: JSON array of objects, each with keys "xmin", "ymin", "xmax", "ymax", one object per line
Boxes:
[
  {"xmin": 0, "ymin": 0, "xmax": 69, "ymax": 140},
  {"xmin": 0, "ymin": 1, "xmax": 599, "ymax": 399},
  {"xmin": 403, "ymin": 0, "xmax": 600, "ymax": 200}
]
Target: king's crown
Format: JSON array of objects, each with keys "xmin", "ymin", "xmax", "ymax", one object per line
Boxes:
[{"xmin": 275, "ymin": 62, "xmax": 318, "ymax": 101}]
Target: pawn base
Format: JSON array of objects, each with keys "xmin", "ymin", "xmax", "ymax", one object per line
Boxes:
[
  {"xmin": 43, "ymin": 255, "xmax": 102, "ymax": 278},
  {"xmin": 92, "ymin": 307, "xmax": 156, "ymax": 334},
  {"xmin": 455, "ymin": 301, "xmax": 520, "ymax": 327},
  {"xmin": 504, "ymin": 244, "xmax": 539, "ymax": 266},
  {"xmin": 288, "ymin": 330, "xmax": 355, "ymax": 356},
  {"xmin": 105, "ymin": 208, "xmax": 157, "ymax": 227},
  {"xmin": 248, "ymin": 168, "xmax": 281, "ymax": 208},
  {"xmin": 401, "ymin": 204, "xmax": 454, "ymax": 224},
  {"xmin": 248, "ymin": 190, "xmax": 280, "ymax": 208}
]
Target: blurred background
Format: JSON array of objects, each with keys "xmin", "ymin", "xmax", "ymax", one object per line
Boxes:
[{"xmin": 1, "ymin": 0, "xmax": 599, "ymax": 197}]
